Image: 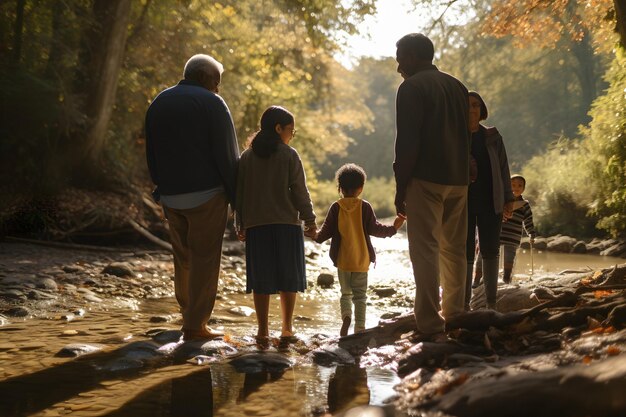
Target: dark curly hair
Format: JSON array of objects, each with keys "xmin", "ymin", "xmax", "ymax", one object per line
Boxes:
[{"xmin": 335, "ymin": 163, "xmax": 367, "ymax": 194}]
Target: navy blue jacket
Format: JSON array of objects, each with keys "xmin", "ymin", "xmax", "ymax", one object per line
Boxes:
[{"xmin": 145, "ymin": 80, "xmax": 239, "ymax": 204}]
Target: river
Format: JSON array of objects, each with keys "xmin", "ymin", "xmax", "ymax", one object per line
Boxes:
[{"xmin": 0, "ymin": 234, "xmax": 623, "ymax": 417}]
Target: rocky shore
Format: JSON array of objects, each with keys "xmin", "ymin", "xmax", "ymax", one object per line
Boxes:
[
  {"xmin": 1, "ymin": 238, "xmax": 625, "ymax": 417},
  {"xmin": 522, "ymin": 234, "xmax": 626, "ymax": 257}
]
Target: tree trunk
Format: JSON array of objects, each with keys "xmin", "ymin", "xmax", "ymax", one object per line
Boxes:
[
  {"xmin": 45, "ymin": 0, "xmax": 70, "ymax": 79},
  {"xmin": 615, "ymin": 0, "xmax": 626, "ymax": 48},
  {"xmin": 81, "ymin": 0, "xmax": 131, "ymax": 167},
  {"xmin": 569, "ymin": 30, "xmax": 599, "ymax": 123},
  {"xmin": 12, "ymin": 0, "xmax": 26, "ymax": 63}
]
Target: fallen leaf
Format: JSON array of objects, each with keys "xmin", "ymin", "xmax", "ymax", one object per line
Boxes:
[
  {"xmin": 606, "ymin": 345, "xmax": 621, "ymax": 356},
  {"xmin": 582, "ymin": 355, "xmax": 593, "ymax": 364},
  {"xmin": 436, "ymin": 373, "xmax": 469, "ymax": 395},
  {"xmin": 594, "ymin": 290, "xmax": 614, "ymax": 299}
]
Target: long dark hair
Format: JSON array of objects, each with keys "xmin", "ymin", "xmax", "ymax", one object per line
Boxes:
[{"xmin": 247, "ymin": 106, "xmax": 294, "ymax": 158}]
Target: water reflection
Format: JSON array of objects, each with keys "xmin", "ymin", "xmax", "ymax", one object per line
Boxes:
[
  {"xmin": 328, "ymin": 365, "xmax": 369, "ymax": 413},
  {"xmin": 1, "ymin": 234, "xmax": 623, "ymax": 416}
]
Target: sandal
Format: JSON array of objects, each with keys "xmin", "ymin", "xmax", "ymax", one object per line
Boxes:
[
  {"xmin": 279, "ymin": 335, "xmax": 300, "ymax": 344},
  {"xmin": 254, "ymin": 335, "xmax": 271, "ymax": 349}
]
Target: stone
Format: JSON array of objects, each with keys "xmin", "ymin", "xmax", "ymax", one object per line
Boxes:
[
  {"xmin": 62, "ymin": 265, "xmax": 85, "ymax": 273},
  {"xmin": 35, "ymin": 277, "xmax": 58, "ymax": 291},
  {"xmin": 312, "ymin": 345, "xmax": 355, "ymax": 366},
  {"xmin": 227, "ymin": 306, "xmax": 255, "ymax": 317},
  {"xmin": 3, "ymin": 306, "xmax": 30, "ymax": 317},
  {"xmin": 228, "ymin": 351, "xmax": 293, "ymax": 373},
  {"xmin": 149, "ymin": 315, "xmax": 171, "ymax": 323},
  {"xmin": 56, "ymin": 343, "xmax": 104, "ymax": 357},
  {"xmin": 27, "ymin": 289, "xmax": 58, "ymax": 300},
  {"xmin": 102, "ymin": 262, "xmax": 135, "ymax": 277},
  {"xmin": 149, "ymin": 329, "xmax": 183, "ymax": 344},
  {"xmin": 372, "ymin": 287, "xmax": 396, "ymax": 298},
  {"xmin": 1, "ymin": 289, "xmax": 26, "ymax": 301},
  {"xmin": 600, "ymin": 242, "xmax": 626, "ymax": 257},
  {"xmin": 547, "ymin": 236, "xmax": 577, "ymax": 253},
  {"xmin": 317, "ymin": 272, "xmax": 335, "ymax": 287},
  {"xmin": 532, "ymin": 237, "xmax": 548, "ymax": 250},
  {"xmin": 572, "ymin": 241, "xmax": 587, "ymax": 254},
  {"xmin": 100, "ymin": 357, "xmax": 144, "ymax": 372}
]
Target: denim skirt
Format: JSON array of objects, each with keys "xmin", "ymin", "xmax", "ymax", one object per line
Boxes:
[{"xmin": 245, "ymin": 224, "xmax": 306, "ymax": 294}]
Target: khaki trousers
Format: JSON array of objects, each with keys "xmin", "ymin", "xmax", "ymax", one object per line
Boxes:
[
  {"xmin": 164, "ymin": 194, "xmax": 228, "ymax": 330},
  {"xmin": 405, "ymin": 179, "xmax": 467, "ymax": 334}
]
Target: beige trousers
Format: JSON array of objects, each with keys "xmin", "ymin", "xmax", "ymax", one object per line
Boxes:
[
  {"xmin": 164, "ymin": 194, "xmax": 228, "ymax": 330},
  {"xmin": 405, "ymin": 178, "xmax": 467, "ymax": 334}
]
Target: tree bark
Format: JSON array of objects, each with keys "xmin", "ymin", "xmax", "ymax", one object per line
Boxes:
[
  {"xmin": 12, "ymin": 0, "xmax": 26, "ymax": 63},
  {"xmin": 615, "ymin": 0, "xmax": 626, "ymax": 48},
  {"xmin": 80, "ymin": 0, "xmax": 131, "ymax": 166}
]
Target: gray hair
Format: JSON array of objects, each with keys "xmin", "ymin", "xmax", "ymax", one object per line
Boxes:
[{"xmin": 183, "ymin": 54, "xmax": 223, "ymax": 82}]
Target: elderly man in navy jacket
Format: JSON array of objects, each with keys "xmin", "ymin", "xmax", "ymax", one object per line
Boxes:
[{"xmin": 145, "ymin": 54, "xmax": 239, "ymax": 341}]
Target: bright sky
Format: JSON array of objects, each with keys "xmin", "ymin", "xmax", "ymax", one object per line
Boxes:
[{"xmin": 337, "ymin": 0, "xmax": 431, "ymax": 67}]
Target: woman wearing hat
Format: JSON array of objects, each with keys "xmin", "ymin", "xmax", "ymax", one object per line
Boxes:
[{"xmin": 465, "ymin": 91, "xmax": 515, "ymax": 310}]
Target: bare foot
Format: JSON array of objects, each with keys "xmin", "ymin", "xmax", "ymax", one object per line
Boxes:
[{"xmin": 182, "ymin": 326, "xmax": 224, "ymax": 341}]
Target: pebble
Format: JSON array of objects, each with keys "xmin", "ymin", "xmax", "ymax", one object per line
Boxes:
[
  {"xmin": 56, "ymin": 343, "xmax": 105, "ymax": 357},
  {"xmin": 4, "ymin": 306, "xmax": 30, "ymax": 317},
  {"xmin": 228, "ymin": 352, "xmax": 293, "ymax": 373},
  {"xmin": 317, "ymin": 272, "xmax": 335, "ymax": 287},
  {"xmin": 372, "ymin": 287, "xmax": 396, "ymax": 297},
  {"xmin": 227, "ymin": 306, "xmax": 255, "ymax": 317},
  {"xmin": 2, "ymin": 289, "xmax": 27, "ymax": 301},
  {"xmin": 149, "ymin": 315, "xmax": 171, "ymax": 323},
  {"xmin": 102, "ymin": 262, "xmax": 135, "ymax": 277},
  {"xmin": 62, "ymin": 265, "xmax": 85, "ymax": 273}
]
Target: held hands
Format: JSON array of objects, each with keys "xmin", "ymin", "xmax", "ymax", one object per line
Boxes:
[
  {"xmin": 393, "ymin": 215, "xmax": 405, "ymax": 230},
  {"xmin": 503, "ymin": 201, "xmax": 514, "ymax": 220},
  {"xmin": 303, "ymin": 224, "xmax": 318, "ymax": 240}
]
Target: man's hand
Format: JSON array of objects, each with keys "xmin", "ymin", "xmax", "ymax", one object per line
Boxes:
[
  {"xmin": 236, "ymin": 229, "xmax": 246, "ymax": 242},
  {"xmin": 503, "ymin": 201, "xmax": 514, "ymax": 220}
]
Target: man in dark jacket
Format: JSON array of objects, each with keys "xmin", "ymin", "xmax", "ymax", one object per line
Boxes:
[
  {"xmin": 393, "ymin": 34, "xmax": 470, "ymax": 340},
  {"xmin": 145, "ymin": 54, "xmax": 239, "ymax": 340}
]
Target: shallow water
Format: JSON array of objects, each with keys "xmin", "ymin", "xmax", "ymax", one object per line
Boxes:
[{"xmin": 0, "ymin": 234, "xmax": 622, "ymax": 417}]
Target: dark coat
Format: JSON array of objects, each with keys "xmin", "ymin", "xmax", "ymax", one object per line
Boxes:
[{"xmin": 145, "ymin": 80, "xmax": 239, "ymax": 203}]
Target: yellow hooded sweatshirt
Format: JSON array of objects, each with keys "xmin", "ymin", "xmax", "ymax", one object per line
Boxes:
[{"xmin": 336, "ymin": 197, "xmax": 369, "ymax": 272}]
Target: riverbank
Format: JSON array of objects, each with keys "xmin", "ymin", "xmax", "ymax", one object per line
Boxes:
[{"xmin": 1, "ymin": 239, "xmax": 625, "ymax": 416}]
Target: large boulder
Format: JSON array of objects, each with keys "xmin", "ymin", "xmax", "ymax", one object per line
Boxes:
[
  {"xmin": 547, "ymin": 236, "xmax": 577, "ymax": 253},
  {"xmin": 600, "ymin": 241, "xmax": 626, "ymax": 257}
]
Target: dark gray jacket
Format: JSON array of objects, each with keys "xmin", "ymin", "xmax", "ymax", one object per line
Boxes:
[{"xmin": 394, "ymin": 64, "xmax": 470, "ymax": 213}]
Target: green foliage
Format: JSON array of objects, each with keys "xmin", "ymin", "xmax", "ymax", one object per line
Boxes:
[
  {"xmin": 361, "ymin": 177, "xmax": 396, "ymax": 218},
  {"xmin": 318, "ymin": 57, "xmax": 397, "ymax": 180},
  {"xmin": 583, "ymin": 50, "xmax": 626, "ymax": 237},
  {"xmin": 0, "ymin": 0, "xmax": 376, "ymax": 203},
  {"xmin": 521, "ymin": 137, "xmax": 600, "ymax": 237}
]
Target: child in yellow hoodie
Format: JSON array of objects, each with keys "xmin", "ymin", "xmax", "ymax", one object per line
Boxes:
[{"xmin": 315, "ymin": 164, "xmax": 404, "ymax": 336}]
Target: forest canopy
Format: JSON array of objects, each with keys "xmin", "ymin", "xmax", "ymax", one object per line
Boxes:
[{"xmin": 1, "ymin": 0, "xmax": 625, "ymax": 239}]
